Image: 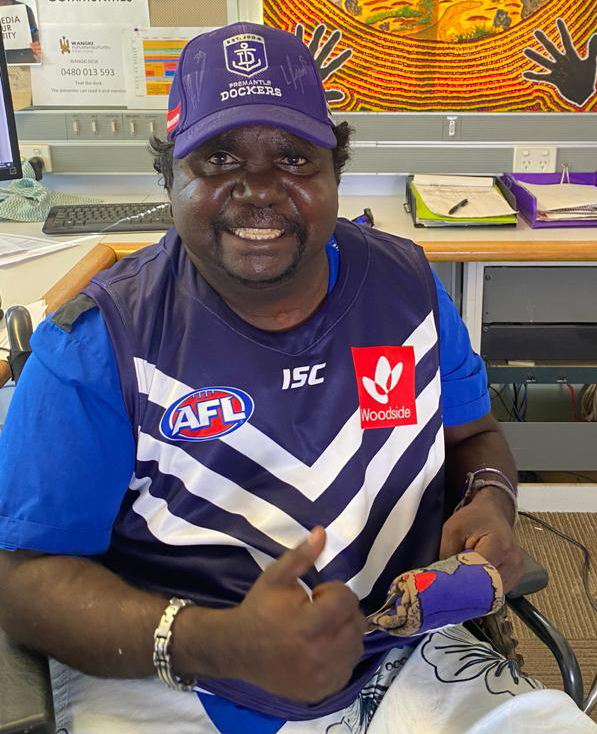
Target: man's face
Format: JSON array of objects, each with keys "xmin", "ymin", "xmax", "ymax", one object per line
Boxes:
[{"xmin": 170, "ymin": 125, "xmax": 338, "ymax": 289}]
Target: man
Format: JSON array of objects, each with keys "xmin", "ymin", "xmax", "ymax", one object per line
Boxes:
[{"xmin": 0, "ymin": 22, "xmax": 594, "ymax": 734}]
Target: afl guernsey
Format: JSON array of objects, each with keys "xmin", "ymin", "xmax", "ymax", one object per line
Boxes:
[{"xmin": 84, "ymin": 217, "xmax": 444, "ymax": 718}]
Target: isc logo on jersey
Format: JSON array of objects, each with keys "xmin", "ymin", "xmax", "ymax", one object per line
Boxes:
[
  {"xmin": 160, "ymin": 387, "xmax": 254, "ymax": 441},
  {"xmin": 351, "ymin": 346, "xmax": 417, "ymax": 429}
]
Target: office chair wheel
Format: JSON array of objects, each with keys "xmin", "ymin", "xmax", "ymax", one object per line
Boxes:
[{"xmin": 476, "ymin": 606, "xmax": 525, "ymax": 670}]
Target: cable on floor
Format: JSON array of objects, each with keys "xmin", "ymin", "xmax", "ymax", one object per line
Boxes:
[{"xmin": 520, "ymin": 510, "xmax": 597, "ymax": 617}]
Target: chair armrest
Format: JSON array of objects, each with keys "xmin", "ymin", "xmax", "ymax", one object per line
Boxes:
[
  {"xmin": 508, "ymin": 595, "xmax": 583, "ymax": 707},
  {"xmin": 505, "ymin": 552, "xmax": 582, "ymax": 706},
  {"xmin": 506, "ymin": 548, "xmax": 549, "ymax": 599},
  {"xmin": 0, "ymin": 628, "xmax": 54, "ymax": 734}
]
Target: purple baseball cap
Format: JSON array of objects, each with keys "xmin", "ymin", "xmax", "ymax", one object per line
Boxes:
[{"xmin": 166, "ymin": 22, "xmax": 337, "ymax": 159}]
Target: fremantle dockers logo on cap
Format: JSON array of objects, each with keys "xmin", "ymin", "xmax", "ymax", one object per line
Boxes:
[{"xmin": 224, "ymin": 33, "xmax": 268, "ymax": 78}]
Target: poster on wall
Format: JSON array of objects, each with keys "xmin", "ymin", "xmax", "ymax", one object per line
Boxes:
[
  {"xmin": 8, "ymin": 66, "xmax": 32, "ymax": 108},
  {"xmin": 35, "ymin": 0, "xmax": 148, "ymax": 25},
  {"xmin": 123, "ymin": 26, "xmax": 214, "ymax": 109},
  {"xmin": 30, "ymin": 24, "xmax": 126, "ymax": 105},
  {"xmin": 264, "ymin": 0, "xmax": 597, "ymax": 111},
  {"xmin": 1, "ymin": 0, "xmax": 41, "ymax": 65}
]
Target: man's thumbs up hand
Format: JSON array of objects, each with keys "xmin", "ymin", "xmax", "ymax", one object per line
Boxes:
[
  {"xmin": 260, "ymin": 526, "xmax": 326, "ymax": 589},
  {"xmin": 229, "ymin": 528, "xmax": 366, "ymax": 703}
]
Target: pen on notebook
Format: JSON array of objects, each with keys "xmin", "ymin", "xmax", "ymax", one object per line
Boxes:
[{"xmin": 448, "ymin": 198, "xmax": 469, "ymax": 215}]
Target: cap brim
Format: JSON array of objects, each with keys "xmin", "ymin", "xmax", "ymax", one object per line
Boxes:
[{"xmin": 172, "ymin": 104, "xmax": 337, "ymax": 159}]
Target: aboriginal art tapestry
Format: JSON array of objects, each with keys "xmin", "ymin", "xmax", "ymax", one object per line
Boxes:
[{"xmin": 263, "ymin": 0, "xmax": 597, "ymax": 111}]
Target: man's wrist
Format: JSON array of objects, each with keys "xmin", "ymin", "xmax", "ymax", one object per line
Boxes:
[
  {"xmin": 169, "ymin": 605, "xmax": 242, "ymax": 681},
  {"xmin": 456, "ymin": 467, "xmax": 518, "ymax": 527},
  {"xmin": 470, "ymin": 484, "xmax": 517, "ymax": 526}
]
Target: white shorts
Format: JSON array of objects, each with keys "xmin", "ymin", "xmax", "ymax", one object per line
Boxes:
[{"xmin": 51, "ymin": 625, "xmax": 597, "ymax": 734}]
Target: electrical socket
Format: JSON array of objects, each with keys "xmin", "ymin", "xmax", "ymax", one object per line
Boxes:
[
  {"xmin": 19, "ymin": 143, "xmax": 53, "ymax": 172},
  {"xmin": 513, "ymin": 145, "xmax": 557, "ymax": 173}
]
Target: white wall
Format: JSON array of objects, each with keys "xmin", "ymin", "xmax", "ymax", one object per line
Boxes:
[{"xmin": 235, "ymin": 0, "xmax": 263, "ymax": 22}]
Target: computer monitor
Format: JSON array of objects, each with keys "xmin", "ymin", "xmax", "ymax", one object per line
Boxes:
[{"xmin": 0, "ymin": 31, "xmax": 21, "ymax": 181}]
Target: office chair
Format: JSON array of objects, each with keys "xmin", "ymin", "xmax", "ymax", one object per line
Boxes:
[{"xmin": 0, "ymin": 243, "xmax": 594, "ymax": 733}]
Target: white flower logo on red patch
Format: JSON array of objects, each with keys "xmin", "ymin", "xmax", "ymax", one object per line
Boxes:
[
  {"xmin": 351, "ymin": 346, "xmax": 417, "ymax": 429},
  {"xmin": 362, "ymin": 356, "xmax": 403, "ymax": 405}
]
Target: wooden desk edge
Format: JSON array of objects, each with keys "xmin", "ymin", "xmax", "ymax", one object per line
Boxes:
[
  {"xmin": 108, "ymin": 240, "xmax": 597, "ymax": 262},
  {"xmin": 417, "ymin": 240, "xmax": 597, "ymax": 261},
  {"xmin": 0, "ymin": 361, "xmax": 10, "ymax": 387},
  {"xmin": 0, "ymin": 244, "xmax": 117, "ymax": 388},
  {"xmin": 43, "ymin": 243, "xmax": 118, "ymax": 312},
  {"xmin": 2, "ymin": 237, "xmax": 597, "ymax": 388}
]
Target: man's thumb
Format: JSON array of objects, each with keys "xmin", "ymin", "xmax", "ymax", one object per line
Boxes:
[
  {"xmin": 264, "ymin": 527, "xmax": 326, "ymax": 586},
  {"xmin": 439, "ymin": 521, "xmax": 465, "ymax": 560}
]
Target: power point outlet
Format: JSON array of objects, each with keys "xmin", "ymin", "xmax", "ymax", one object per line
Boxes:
[
  {"xmin": 19, "ymin": 143, "xmax": 53, "ymax": 173},
  {"xmin": 513, "ymin": 145, "xmax": 557, "ymax": 173}
]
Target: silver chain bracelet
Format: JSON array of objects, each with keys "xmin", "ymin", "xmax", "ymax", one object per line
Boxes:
[{"xmin": 153, "ymin": 597, "xmax": 196, "ymax": 691}]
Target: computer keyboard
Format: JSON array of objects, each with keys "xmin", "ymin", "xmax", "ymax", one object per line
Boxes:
[{"xmin": 42, "ymin": 202, "xmax": 174, "ymax": 235}]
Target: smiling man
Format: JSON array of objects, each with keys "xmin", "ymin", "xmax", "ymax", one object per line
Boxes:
[
  {"xmin": 169, "ymin": 123, "xmax": 338, "ymax": 331},
  {"xmin": 0, "ymin": 22, "xmax": 595, "ymax": 734}
]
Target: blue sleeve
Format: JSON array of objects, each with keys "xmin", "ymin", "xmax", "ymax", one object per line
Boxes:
[
  {"xmin": 0, "ymin": 308, "xmax": 135, "ymax": 554},
  {"xmin": 433, "ymin": 271, "xmax": 491, "ymax": 427}
]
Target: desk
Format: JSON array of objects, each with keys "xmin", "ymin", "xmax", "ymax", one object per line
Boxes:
[
  {"xmin": 0, "ymin": 194, "xmax": 167, "ymax": 309},
  {"xmin": 2, "ymin": 194, "xmax": 597, "ymax": 470},
  {"xmin": 109, "ymin": 204, "xmax": 597, "ymax": 358},
  {"xmin": 4, "ymin": 195, "xmax": 597, "ymax": 309}
]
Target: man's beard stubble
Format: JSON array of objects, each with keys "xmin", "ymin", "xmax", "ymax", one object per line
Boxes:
[{"xmin": 212, "ymin": 217, "xmax": 308, "ymax": 288}]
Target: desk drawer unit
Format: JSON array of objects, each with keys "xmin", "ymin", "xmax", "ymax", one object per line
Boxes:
[{"xmin": 481, "ymin": 267, "xmax": 597, "ymax": 361}]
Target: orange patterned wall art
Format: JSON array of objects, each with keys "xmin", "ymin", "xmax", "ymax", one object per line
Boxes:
[{"xmin": 263, "ymin": 0, "xmax": 597, "ymax": 111}]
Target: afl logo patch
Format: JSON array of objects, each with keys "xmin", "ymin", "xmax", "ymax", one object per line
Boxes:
[{"xmin": 160, "ymin": 386, "xmax": 254, "ymax": 441}]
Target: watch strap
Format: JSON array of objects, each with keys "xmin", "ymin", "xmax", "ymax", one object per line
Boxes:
[{"xmin": 455, "ymin": 468, "xmax": 518, "ymax": 526}]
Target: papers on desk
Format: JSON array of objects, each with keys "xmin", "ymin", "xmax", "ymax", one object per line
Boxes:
[
  {"xmin": 407, "ymin": 175, "xmax": 517, "ymax": 227},
  {"xmin": 0, "ymin": 233, "xmax": 81, "ymax": 267},
  {"xmin": 516, "ymin": 182, "xmax": 597, "ymax": 220}
]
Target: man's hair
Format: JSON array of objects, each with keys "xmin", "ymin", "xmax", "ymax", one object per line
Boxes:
[{"xmin": 149, "ymin": 121, "xmax": 352, "ymax": 192}]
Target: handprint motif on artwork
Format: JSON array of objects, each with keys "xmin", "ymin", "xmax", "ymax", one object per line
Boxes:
[
  {"xmin": 295, "ymin": 23, "xmax": 353, "ymax": 104},
  {"xmin": 523, "ymin": 18, "xmax": 597, "ymax": 107}
]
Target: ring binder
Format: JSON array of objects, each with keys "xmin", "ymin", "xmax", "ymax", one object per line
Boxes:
[
  {"xmin": 503, "ymin": 171, "xmax": 597, "ymax": 228},
  {"xmin": 405, "ymin": 175, "xmax": 517, "ymax": 228}
]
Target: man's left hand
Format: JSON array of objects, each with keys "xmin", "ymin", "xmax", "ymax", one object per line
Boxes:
[{"xmin": 439, "ymin": 489, "xmax": 523, "ymax": 594}]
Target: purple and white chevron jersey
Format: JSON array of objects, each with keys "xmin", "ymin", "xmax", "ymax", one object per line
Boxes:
[{"xmin": 84, "ymin": 218, "xmax": 444, "ymax": 719}]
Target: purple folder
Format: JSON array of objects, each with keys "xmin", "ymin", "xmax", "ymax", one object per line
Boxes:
[{"xmin": 502, "ymin": 172, "xmax": 597, "ymax": 228}]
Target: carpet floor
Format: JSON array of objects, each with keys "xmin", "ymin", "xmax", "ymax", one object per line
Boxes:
[{"xmin": 511, "ymin": 512, "xmax": 597, "ymax": 721}]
